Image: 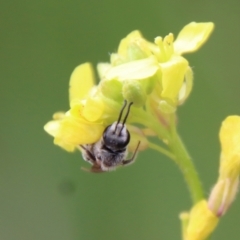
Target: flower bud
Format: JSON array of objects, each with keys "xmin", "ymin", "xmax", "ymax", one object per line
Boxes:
[
  {"xmin": 219, "ymin": 116, "xmax": 240, "ymax": 179},
  {"xmin": 185, "ymin": 200, "xmax": 219, "ymax": 240},
  {"xmin": 208, "ymin": 177, "xmax": 239, "ymax": 217},
  {"xmin": 99, "ymin": 78, "xmax": 123, "ymax": 102},
  {"xmin": 122, "ymin": 80, "xmax": 147, "ymax": 107}
]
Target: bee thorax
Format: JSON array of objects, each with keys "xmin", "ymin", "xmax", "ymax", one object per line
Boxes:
[{"xmin": 99, "ymin": 149, "xmax": 127, "ymax": 171}]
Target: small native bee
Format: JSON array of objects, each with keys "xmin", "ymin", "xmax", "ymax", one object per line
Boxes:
[{"xmin": 80, "ymin": 100, "xmax": 140, "ymax": 173}]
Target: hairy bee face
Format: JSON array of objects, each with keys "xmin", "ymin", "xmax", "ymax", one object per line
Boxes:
[
  {"xmin": 80, "ymin": 101, "xmax": 140, "ymax": 173},
  {"xmin": 103, "ymin": 122, "xmax": 130, "ymax": 150}
]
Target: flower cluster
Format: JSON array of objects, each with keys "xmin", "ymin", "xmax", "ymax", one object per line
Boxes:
[{"xmin": 44, "ymin": 22, "xmax": 214, "ymax": 153}]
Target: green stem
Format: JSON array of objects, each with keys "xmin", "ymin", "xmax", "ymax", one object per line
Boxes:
[
  {"xmin": 168, "ymin": 127, "xmax": 204, "ymax": 204},
  {"xmin": 131, "ymin": 108, "xmax": 171, "ymax": 140},
  {"xmin": 132, "ymin": 108, "xmax": 204, "ymax": 204},
  {"xmin": 148, "ymin": 142, "xmax": 176, "ymax": 162}
]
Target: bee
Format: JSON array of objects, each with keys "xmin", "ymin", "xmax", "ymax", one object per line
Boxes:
[{"xmin": 80, "ymin": 100, "xmax": 140, "ymax": 173}]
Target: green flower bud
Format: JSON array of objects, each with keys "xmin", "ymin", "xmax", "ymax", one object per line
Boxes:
[
  {"xmin": 99, "ymin": 78, "xmax": 123, "ymax": 102},
  {"xmin": 122, "ymin": 80, "xmax": 147, "ymax": 107}
]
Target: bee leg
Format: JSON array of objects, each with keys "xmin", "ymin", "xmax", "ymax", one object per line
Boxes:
[
  {"xmin": 122, "ymin": 141, "xmax": 141, "ymax": 166},
  {"xmin": 80, "ymin": 145, "xmax": 96, "ymax": 165},
  {"xmin": 80, "ymin": 145, "xmax": 105, "ymax": 173}
]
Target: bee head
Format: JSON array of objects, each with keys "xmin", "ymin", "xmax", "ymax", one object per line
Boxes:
[
  {"xmin": 102, "ymin": 101, "xmax": 132, "ymax": 150},
  {"xmin": 103, "ymin": 123, "xmax": 130, "ymax": 150}
]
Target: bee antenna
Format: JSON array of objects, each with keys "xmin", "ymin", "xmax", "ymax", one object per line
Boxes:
[
  {"xmin": 114, "ymin": 100, "xmax": 127, "ymax": 133},
  {"xmin": 119, "ymin": 102, "xmax": 133, "ymax": 135}
]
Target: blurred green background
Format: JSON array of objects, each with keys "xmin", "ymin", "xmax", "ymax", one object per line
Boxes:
[{"xmin": 1, "ymin": 0, "xmax": 240, "ymax": 239}]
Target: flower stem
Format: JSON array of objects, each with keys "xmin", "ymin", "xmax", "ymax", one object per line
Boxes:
[
  {"xmin": 168, "ymin": 127, "xmax": 204, "ymax": 204},
  {"xmin": 148, "ymin": 142, "xmax": 176, "ymax": 161},
  {"xmin": 133, "ymin": 108, "xmax": 204, "ymax": 204}
]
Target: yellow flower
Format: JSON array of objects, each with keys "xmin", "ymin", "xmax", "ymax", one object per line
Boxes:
[
  {"xmin": 44, "ymin": 63, "xmax": 148, "ymax": 152},
  {"xmin": 184, "ymin": 200, "xmax": 219, "ymax": 240},
  {"xmin": 100, "ymin": 22, "xmax": 214, "ymax": 112},
  {"xmin": 153, "ymin": 22, "xmax": 214, "ymax": 112},
  {"xmin": 44, "ymin": 22, "xmax": 214, "ymax": 152},
  {"xmin": 44, "ymin": 63, "xmax": 105, "ymax": 151},
  {"xmin": 208, "ymin": 116, "xmax": 240, "ymax": 216}
]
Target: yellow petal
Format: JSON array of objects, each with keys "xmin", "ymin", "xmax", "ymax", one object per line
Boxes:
[
  {"xmin": 52, "ymin": 112, "xmax": 65, "ymax": 120},
  {"xmin": 160, "ymin": 56, "xmax": 188, "ymax": 104},
  {"xmin": 118, "ymin": 30, "xmax": 143, "ymax": 56},
  {"xmin": 69, "ymin": 62, "xmax": 95, "ymax": 103},
  {"xmin": 114, "ymin": 31, "xmax": 153, "ymax": 64},
  {"xmin": 70, "ymin": 87, "xmax": 105, "ymax": 122},
  {"xmin": 54, "ymin": 116, "xmax": 104, "ymax": 152},
  {"xmin": 186, "ymin": 200, "xmax": 219, "ymax": 240},
  {"xmin": 82, "ymin": 96, "xmax": 105, "ymax": 122},
  {"xmin": 174, "ymin": 22, "xmax": 214, "ymax": 55},
  {"xmin": 44, "ymin": 120, "xmax": 61, "ymax": 137},
  {"xmin": 97, "ymin": 62, "xmax": 111, "ymax": 79},
  {"xmin": 54, "ymin": 138, "xmax": 76, "ymax": 152},
  {"xmin": 220, "ymin": 116, "xmax": 240, "ymax": 158},
  {"xmin": 219, "ymin": 116, "xmax": 240, "ymax": 177},
  {"xmin": 105, "ymin": 56, "xmax": 159, "ymax": 81}
]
